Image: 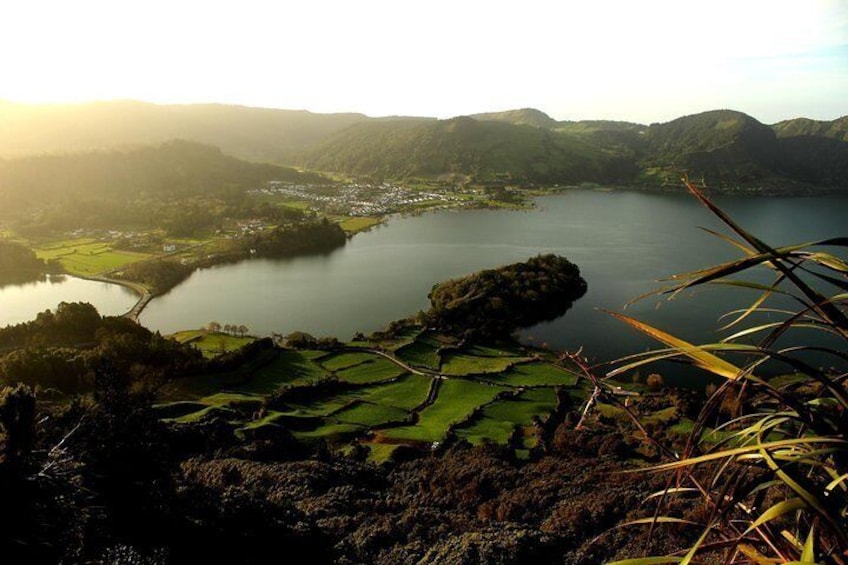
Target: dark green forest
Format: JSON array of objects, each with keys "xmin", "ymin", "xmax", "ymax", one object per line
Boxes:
[
  {"xmin": 0, "ymin": 241, "xmax": 55, "ymax": 285},
  {"xmin": 0, "ymin": 140, "xmax": 324, "ymax": 236},
  {"xmin": 427, "ymin": 254, "xmax": 587, "ymax": 339}
]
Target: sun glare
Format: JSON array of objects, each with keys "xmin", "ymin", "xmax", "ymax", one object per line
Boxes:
[{"xmin": 0, "ymin": 0, "xmax": 845, "ymax": 122}]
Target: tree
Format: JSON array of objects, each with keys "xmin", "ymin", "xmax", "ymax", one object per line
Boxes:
[
  {"xmin": 237, "ymin": 325, "xmax": 249, "ymax": 338},
  {"xmin": 0, "ymin": 385, "xmax": 36, "ymax": 468},
  {"xmin": 207, "ymin": 321, "xmax": 222, "ymax": 333}
]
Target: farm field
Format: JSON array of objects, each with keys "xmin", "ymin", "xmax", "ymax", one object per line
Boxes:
[
  {"xmin": 378, "ymin": 379, "xmax": 507, "ymax": 443},
  {"xmin": 170, "ymin": 330, "xmax": 258, "ymax": 358},
  {"xmin": 454, "ymin": 388, "xmax": 559, "ymax": 446},
  {"xmin": 157, "ymin": 326, "xmax": 588, "ymax": 457},
  {"xmin": 35, "ymin": 238, "xmax": 151, "ymax": 276},
  {"xmin": 337, "ymin": 217, "xmax": 382, "ymax": 233},
  {"xmin": 480, "ymin": 361, "xmax": 579, "ymax": 387}
]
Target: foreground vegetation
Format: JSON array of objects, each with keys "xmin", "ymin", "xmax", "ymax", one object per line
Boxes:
[
  {"xmin": 602, "ymin": 180, "xmax": 848, "ymax": 563},
  {"xmin": 0, "ymin": 240, "xmax": 58, "ymax": 285}
]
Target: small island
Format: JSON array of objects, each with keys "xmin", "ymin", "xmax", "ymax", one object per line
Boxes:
[{"xmin": 426, "ymin": 254, "xmax": 587, "ymax": 339}]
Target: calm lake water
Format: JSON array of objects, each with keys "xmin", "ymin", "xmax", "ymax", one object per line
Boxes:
[
  {"xmin": 2, "ymin": 189, "xmax": 844, "ymax": 378},
  {"xmin": 137, "ymin": 189, "xmax": 847, "ymax": 373},
  {"xmin": 0, "ymin": 274, "xmax": 137, "ymax": 325}
]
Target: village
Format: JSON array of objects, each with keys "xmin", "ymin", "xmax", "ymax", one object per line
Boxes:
[{"xmin": 249, "ymin": 181, "xmax": 471, "ymax": 216}]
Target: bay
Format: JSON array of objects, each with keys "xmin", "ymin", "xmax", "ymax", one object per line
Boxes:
[
  {"xmin": 138, "ymin": 189, "xmax": 848, "ymax": 374},
  {"xmin": 0, "ymin": 274, "xmax": 138, "ymax": 326}
]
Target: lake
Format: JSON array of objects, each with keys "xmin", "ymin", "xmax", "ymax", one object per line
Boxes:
[
  {"xmin": 0, "ymin": 274, "xmax": 138, "ymax": 325},
  {"xmin": 1, "ymin": 189, "xmax": 843, "ymax": 378},
  {"xmin": 136, "ymin": 189, "xmax": 847, "ymax": 374}
]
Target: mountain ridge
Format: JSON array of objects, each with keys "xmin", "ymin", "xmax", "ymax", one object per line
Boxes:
[{"xmin": 1, "ymin": 101, "xmax": 846, "ymax": 191}]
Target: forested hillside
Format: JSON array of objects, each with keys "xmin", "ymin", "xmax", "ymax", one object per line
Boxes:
[
  {"xmin": 772, "ymin": 115, "xmax": 848, "ymax": 141},
  {"xmin": 0, "ymin": 140, "xmax": 313, "ymax": 206},
  {"xmin": 301, "ymin": 116, "xmax": 638, "ymax": 184}
]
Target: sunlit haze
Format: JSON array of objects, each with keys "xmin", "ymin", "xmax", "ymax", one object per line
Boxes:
[{"xmin": 2, "ymin": 0, "xmax": 847, "ymax": 124}]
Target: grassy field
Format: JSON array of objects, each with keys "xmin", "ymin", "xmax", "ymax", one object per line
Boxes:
[
  {"xmin": 319, "ymin": 351, "xmax": 376, "ymax": 371},
  {"xmin": 170, "ymin": 330, "xmax": 257, "ymax": 359},
  {"xmin": 338, "ymin": 217, "xmax": 382, "ymax": 234},
  {"xmin": 455, "ymin": 388, "xmax": 558, "ymax": 446},
  {"xmin": 156, "ymin": 327, "xmax": 599, "ymax": 455},
  {"xmin": 481, "ymin": 361, "xmax": 579, "ymax": 387},
  {"xmin": 35, "ymin": 238, "xmax": 151, "ymax": 276},
  {"xmin": 360, "ymin": 374, "xmax": 432, "ymax": 410},
  {"xmin": 440, "ymin": 352, "xmax": 529, "ymax": 376},
  {"xmin": 333, "ymin": 401, "xmax": 409, "ymax": 427},
  {"xmin": 240, "ymin": 349, "xmax": 329, "ymax": 394},
  {"xmin": 395, "ymin": 341, "xmax": 442, "ymax": 370},
  {"xmin": 379, "ymin": 379, "xmax": 506, "ymax": 443},
  {"xmin": 336, "ymin": 358, "xmax": 407, "ymax": 384}
]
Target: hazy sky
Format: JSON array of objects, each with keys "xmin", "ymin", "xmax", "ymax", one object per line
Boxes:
[{"xmin": 2, "ymin": 0, "xmax": 846, "ymax": 124}]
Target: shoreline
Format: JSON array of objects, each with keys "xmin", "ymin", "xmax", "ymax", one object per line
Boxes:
[{"xmin": 71, "ymin": 273, "xmax": 153, "ymax": 321}]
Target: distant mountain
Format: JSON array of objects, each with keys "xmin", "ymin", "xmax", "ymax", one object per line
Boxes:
[
  {"xmin": 772, "ymin": 116, "xmax": 848, "ymax": 142},
  {"xmin": 771, "ymin": 116, "xmax": 848, "ymax": 187},
  {"xmin": 639, "ymin": 109, "xmax": 783, "ymax": 187},
  {"xmin": 0, "ymin": 100, "xmax": 368, "ymax": 163},
  {"xmin": 0, "ymin": 100, "xmax": 845, "ymax": 191},
  {"xmin": 0, "ymin": 140, "xmax": 314, "ymax": 207},
  {"xmin": 471, "ymin": 111, "xmax": 647, "ymax": 161},
  {"xmin": 469, "ymin": 108, "xmax": 559, "ymax": 129},
  {"xmin": 301, "ymin": 116, "xmax": 637, "ymax": 184},
  {"xmin": 636, "ymin": 109, "xmax": 848, "ymax": 190}
]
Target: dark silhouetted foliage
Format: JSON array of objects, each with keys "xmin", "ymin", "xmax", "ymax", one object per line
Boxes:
[{"xmin": 427, "ymin": 254, "xmax": 587, "ymax": 339}]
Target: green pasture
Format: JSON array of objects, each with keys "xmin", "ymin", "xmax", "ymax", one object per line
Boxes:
[
  {"xmin": 380, "ymin": 379, "xmax": 506, "ymax": 443},
  {"xmin": 481, "ymin": 361, "xmax": 579, "ymax": 387},
  {"xmin": 170, "ymin": 330, "xmax": 257, "ymax": 359},
  {"xmin": 333, "ymin": 401, "xmax": 409, "ymax": 427},
  {"xmin": 464, "ymin": 343, "xmax": 527, "ymax": 357},
  {"xmin": 440, "ymin": 352, "xmax": 529, "ymax": 376},
  {"xmin": 455, "ymin": 388, "xmax": 558, "ymax": 446},
  {"xmin": 155, "ymin": 334, "xmax": 601, "ymax": 452},
  {"xmin": 338, "ymin": 217, "xmax": 382, "ymax": 233},
  {"xmin": 336, "ymin": 358, "xmax": 407, "ymax": 384},
  {"xmin": 395, "ymin": 341, "xmax": 441, "ymax": 370},
  {"xmin": 382, "ymin": 326, "xmax": 423, "ymax": 350},
  {"xmin": 238, "ymin": 349, "xmax": 329, "ymax": 394},
  {"xmin": 155, "ymin": 391, "xmax": 263, "ymax": 424},
  {"xmin": 360, "ymin": 374, "xmax": 432, "ymax": 410},
  {"xmin": 294, "ymin": 422, "xmax": 365, "ymax": 441},
  {"xmin": 319, "ymin": 351, "xmax": 376, "ymax": 371},
  {"xmin": 286, "ymin": 389, "xmax": 369, "ymax": 417},
  {"xmin": 36, "ymin": 239, "xmax": 150, "ymax": 275}
]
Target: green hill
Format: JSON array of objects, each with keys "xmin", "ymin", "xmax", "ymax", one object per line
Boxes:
[
  {"xmin": 0, "ymin": 139, "xmax": 315, "ymax": 206},
  {"xmin": 301, "ymin": 116, "xmax": 637, "ymax": 184},
  {"xmin": 772, "ymin": 115, "xmax": 848, "ymax": 142},
  {"xmin": 0, "ymin": 100, "xmax": 368, "ymax": 163},
  {"xmin": 637, "ymin": 110, "xmax": 848, "ymax": 190},
  {"xmin": 642, "ymin": 109, "xmax": 780, "ymax": 184},
  {"xmin": 1, "ymin": 101, "xmax": 845, "ymax": 191},
  {"xmin": 469, "ymin": 108, "xmax": 559, "ymax": 129}
]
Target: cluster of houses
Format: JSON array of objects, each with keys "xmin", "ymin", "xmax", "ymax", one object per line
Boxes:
[{"xmin": 249, "ymin": 182, "xmax": 455, "ymax": 216}]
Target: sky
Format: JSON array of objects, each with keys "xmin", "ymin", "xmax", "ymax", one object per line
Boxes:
[{"xmin": 1, "ymin": 0, "xmax": 846, "ymax": 124}]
